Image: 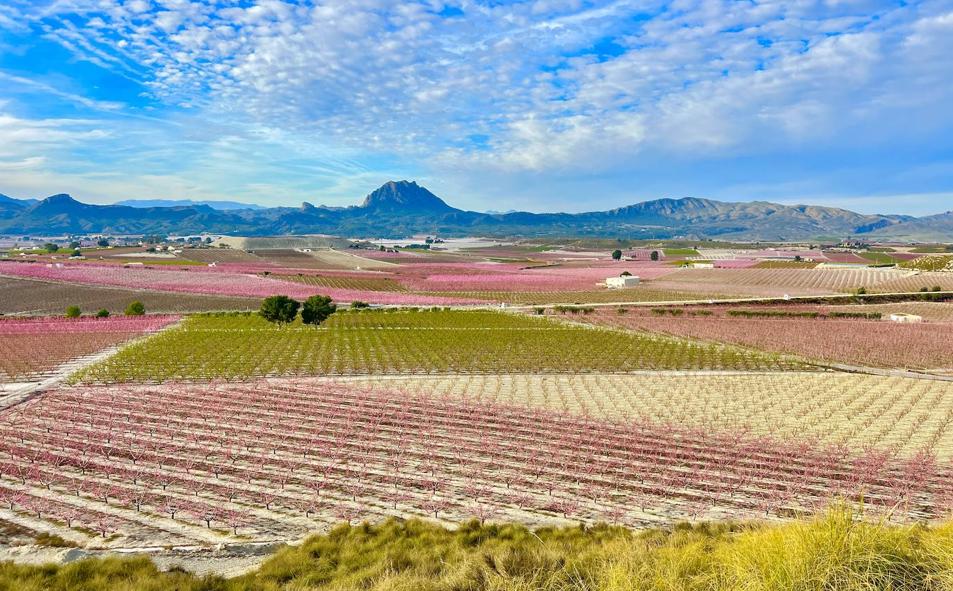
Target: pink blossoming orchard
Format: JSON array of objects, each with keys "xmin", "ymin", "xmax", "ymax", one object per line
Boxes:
[{"xmin": 0, "ymin": 241, "xmax": 951, "ymax": 553}]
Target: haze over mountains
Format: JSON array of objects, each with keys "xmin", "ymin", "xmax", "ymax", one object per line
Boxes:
[{"xmin": 0, "ymin": 182, "xmax": 950, "ymax": 241}]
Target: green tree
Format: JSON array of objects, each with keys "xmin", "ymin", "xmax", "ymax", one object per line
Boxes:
[
  {"xmin": 611, "ymin": 249, "xmax": 622, "ymax": 261},
  {"xmin": 69, "ymin": 241, "xmax": 81, "ymax": 249},
  {"xmin": 350, "ymin": 301, "xmax": 370, "ymax": 309},
  {"xmin": 97, "ymin": 238, "xmax": 109, "ymax": 247},
  {"xmin": 125, "ymin": 301, "xmax": 145, "ymax": 316},
  {"xmin": 44, "ymin": 243, "xmax": 59, "ymax": 253},
  {"xmin": 260, "ymin": 295, "xmax": 300, "ymax": 324},
  {"xmin": 650, "ymin": 250, "xmax": 660, "ymax": 261},
  {"xmin": 65, "ymin": 306, "xmax": 81, "ymax": 318},
  {"xmin": 96, "ymin": 309, "xmax": 110, "ymax": 318},
  {"xmin": 302, "ymin": 295, "xmax": 337, "ymax": 325},
  {"xmin": 71, "ymin": 249, "xmax": 82, "ymax": 257}
]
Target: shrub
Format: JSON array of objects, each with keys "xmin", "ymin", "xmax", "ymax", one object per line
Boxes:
[
  {"xmin": 350, "ymin": 301, "xmax": 370, "ymax": 309},
  {"xmin": 33, "ymin": 532, "xmax": 76, "ymax": 548},
  {"xmin": 611, "ymin": 249, "xmax": 622, "ymax": 260},
  {"xmin": 302, "ymin": 295, "xmax": 337, "ymax": 325},
  {"xmin": 260, "ymin": 295, "xmax": 300, "ymax": 324},
  {"xmin": 96, "ymin": 309, "xmax": 110, "ymax": 318},
  {"xmin": 650, "ymin": 250, "xmax": 660, "ymax": 261},
  {"xmin": 65, "ymin": 306, "xmax": 81, "ymax": 318},
  {"xmin": 124, "ymin": 301, "xmax": 145, "ymax": 316}
]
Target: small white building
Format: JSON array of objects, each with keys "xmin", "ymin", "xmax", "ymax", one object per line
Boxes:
[
  {"xmin": 889, "ymin": 313, "xmax": 923, "ymax": 323},
  {"xmin": 606, "ymin": 276, "xmax": 640, "ymax": 289}
]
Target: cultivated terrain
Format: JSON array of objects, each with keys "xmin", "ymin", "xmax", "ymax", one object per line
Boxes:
[{"xmin": 0, "ymin": 224, "xmax": 951, "ymax": 587}]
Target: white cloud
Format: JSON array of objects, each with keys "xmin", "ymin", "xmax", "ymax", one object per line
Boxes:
[{"xmin": 1, "ymin": 0, "xmax": 952, "ymax": 212}]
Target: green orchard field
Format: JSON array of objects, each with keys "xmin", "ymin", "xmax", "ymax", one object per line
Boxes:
[{"xmin": 73, "ymin": 309, "xmax": 801, "ymax": 382}]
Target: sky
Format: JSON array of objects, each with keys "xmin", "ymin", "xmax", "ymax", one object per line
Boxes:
[{"xmin": 0, "ymin": 0, "xmax": 952, "ymax": 215}]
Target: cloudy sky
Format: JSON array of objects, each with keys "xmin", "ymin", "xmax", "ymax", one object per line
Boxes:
[{"xmin": 1, "ymin": 0, "xmax": 952, "ymax": 214}]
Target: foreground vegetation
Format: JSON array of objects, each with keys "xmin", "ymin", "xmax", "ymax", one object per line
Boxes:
[
  {"xmin": 73, "ymin": 310, "xmax": 798, "ymax": 382},
  {"xmin": 3, "ymin": 510, "xmax": 953, "ymax": 590}
]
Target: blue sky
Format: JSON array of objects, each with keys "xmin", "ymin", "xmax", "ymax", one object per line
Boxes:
[{"xmin": 1, "ymin": 0, "xmax": 952, "ymax": 215}]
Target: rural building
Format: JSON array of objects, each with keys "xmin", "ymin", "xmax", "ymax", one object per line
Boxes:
[
  {"xmin": 606, "ymin": 276, "xmax": 640, "ymax": 288},
  {"xmin": 889, "ymin": 313, "xmax": 923, "ymax": 323}
]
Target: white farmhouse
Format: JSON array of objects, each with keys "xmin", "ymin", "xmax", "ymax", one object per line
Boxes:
[
  {"xmin": 606, "ymin": 276, "xmax": 640, "ymax": 289},
  {"xmin": 889, "ymin": 313, "xmax": 923, "ymax": 323}
]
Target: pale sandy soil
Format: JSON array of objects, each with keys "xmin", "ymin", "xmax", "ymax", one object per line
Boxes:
[{"xmin": 0, "ymin": 543, "xmax": 281, "ymax": 577}]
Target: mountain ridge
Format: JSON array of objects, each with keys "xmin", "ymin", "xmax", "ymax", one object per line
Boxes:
[
  {"xmin": 115, "ymin": 198, "xmax": 266, "ymax": 211},
  {"xmin": 0, "ymin": 181, "xmax": 947, "ymax": 241}
]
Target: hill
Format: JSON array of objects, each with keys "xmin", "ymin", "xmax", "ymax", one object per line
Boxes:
[{"xmin": 0, "ymin": 181, "xmax": 947, "ymax": 240}]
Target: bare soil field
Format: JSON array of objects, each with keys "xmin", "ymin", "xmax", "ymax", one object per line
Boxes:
[{"xmin": 0, "ymin": 277, "xmax": 259, "ymax": 316}]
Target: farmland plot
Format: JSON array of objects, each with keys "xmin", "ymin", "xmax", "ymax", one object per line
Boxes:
[
  {"xmin": 0, "ymin": 316, "xmax": 178, "ymax": 381},
  {"xmin": 73, "ymin": 310, "xmax": 799, "ymax": 383},
  {"xmin": 177, "ymin": 249, "xmax": 271, "ymax": 265},
  {"xmin": 816, "ymin": 302, "xmax": 953, "ymax": 322},
  {"xmin": 338, "ymin": 373, "xmax": 953, "ymax": 460},
  {"xmin": 569, "ymin": 308, "xmax": 953, "ymax": 370},
  {"xmin": 0, "ymin": 380, "xmax": 949, "ymax": 548},
  {"xmin": 870, "ymin": 272, "xmax": 953, "ymax": 293},
  {"xmin": 0, "ymin": 277, "xmax": 259, "ymax": 315},
  {"xmin": 271, "ymin": 273, "xmax": 410, "ymax": 292},
  {"xmin": 0, "ymin": 262, "xmax": 474, "ymax": 306},
  {"xmin": 647, "ymin": 267, "xmax": 910, "ymax": 297}
]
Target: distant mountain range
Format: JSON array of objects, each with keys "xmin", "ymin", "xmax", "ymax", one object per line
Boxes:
[
  {"xmin": 114, "ymin": 199, "xmax": 267, "ymax": 211},
  {"xmin": 0, "ymin": 182, "xmax": 950, "ymax": 241}
]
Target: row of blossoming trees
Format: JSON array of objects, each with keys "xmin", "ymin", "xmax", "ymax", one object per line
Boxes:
[{"xmin": 0, "ymin": 380, "xmax": 950, "ymax": 545}]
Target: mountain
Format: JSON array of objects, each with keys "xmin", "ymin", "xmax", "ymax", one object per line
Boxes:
[
  {"xmin": 0, "ymin": 193, "xmax": 38, "ymax": 220},
  {"xmin": 115, "ymin": 199, "xmax": 266, "ymax": 211},
  {"xmin": 0, "ymin": 181, "xmax": 948, "ymax": 241},
  {"xmin": 867, "ymin": 211, "xmax": 953, "ymax": 242},
  {"xmin": 360, "ymin": 181, "xmax": 454, "ymax": 213}
]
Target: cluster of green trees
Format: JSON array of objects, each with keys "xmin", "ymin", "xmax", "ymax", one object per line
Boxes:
[
  {"xmin": 259, "ymin": 295, "xmax": 337, "ymax": 325},
  {"xmin": 64, "ymin": 301, "xmax": 145, "ymax": 319}
]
